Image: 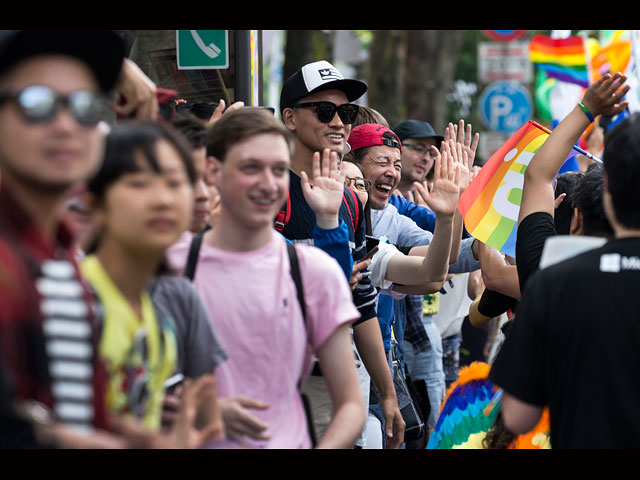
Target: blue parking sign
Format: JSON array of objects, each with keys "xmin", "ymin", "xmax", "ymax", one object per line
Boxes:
[{"xmin": 479, "ymin": 81, "xmax": 533, "ymax": 134}]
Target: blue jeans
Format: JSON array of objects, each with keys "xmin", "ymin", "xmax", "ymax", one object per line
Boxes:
[{"xmin": 403, "ymin": 315, "xmax": 445, "ymax": 430}]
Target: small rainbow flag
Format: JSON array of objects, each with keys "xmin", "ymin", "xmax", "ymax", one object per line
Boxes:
[
  {"xmin": 529, "ymin": 34, "xmax": 589, "ymax": 88},
  {"xmin": 458, "ymin": 121, "xmax": 564, "ymax": 258}
]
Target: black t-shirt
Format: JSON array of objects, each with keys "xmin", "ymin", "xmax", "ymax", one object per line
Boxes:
[
  {"xmin": 490, "ymin": 237, "xmax": 640, "ymax": 448},
  {"xmin": 515, "ymin": 211, "xmax": 557, "ymax": 295}
]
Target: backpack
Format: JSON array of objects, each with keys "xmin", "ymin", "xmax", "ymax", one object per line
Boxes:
[
  {"xmin": 274, "ymin": 185, "xmax": 360, "ymax": 234},
  {"xmin": 183, "ymin": 229, "xmax": 318, "ymax": 447}
]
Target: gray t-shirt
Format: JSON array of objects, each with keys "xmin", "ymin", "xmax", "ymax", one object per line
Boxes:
[{"xmin": 150, "ymin": 274, "xmax": 227, "ymax": 378}]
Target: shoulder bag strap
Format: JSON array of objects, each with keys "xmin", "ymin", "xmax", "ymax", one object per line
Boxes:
[
  {"xmin": 285, "ymin": 241, "xmax": 317, "ymax": 447},
  {"xmin": 184, "ymin": 227, "xmax": 209, "ymax": 281}
]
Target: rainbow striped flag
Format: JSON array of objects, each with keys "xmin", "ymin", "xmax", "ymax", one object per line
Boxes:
[
  {"xmin": 458, "ymin": 121, "xmax": 553, "ymax": 258},
  {"xmin": 529, "ymin": 34, "xmax": 589, "ymax": 88}
]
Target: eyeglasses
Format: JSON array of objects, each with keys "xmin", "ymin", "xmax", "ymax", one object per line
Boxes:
[
  {"xmin": 345, "ymin": 176, "xmax": 371, "ymax": 193},
  {"xmin": 403, "ymin": 142, "xmax": 437, "ymax": 157},
  {"xmin": 0, "ymin": 85, "xmax": 107, "ymax": 127},
  {"xmin": 292, "ymin": 101, "xmax": 360, "ymax": 124}
]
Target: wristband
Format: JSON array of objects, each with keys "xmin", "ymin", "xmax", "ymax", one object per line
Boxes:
[{"xmin": 578, "ymin": 101, "xmax": 595, "ymax": 123}]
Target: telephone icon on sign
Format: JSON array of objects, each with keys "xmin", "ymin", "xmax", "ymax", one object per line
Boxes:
[{"xmin": 190, "ymin": 30, "xmax": 221, "ymax": 59}]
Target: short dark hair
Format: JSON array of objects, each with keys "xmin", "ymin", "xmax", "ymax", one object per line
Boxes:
[
  {"xmin": 206, "ymin": 108, "xmax": 293, "ymax": 162},
  {"xmin": 602, "ymin": 112, "xmax": 640, "ymax": 229},
  {"xmin": 353, "ymin": 105, "xmax": 389, "ymax": 128},
  {"xmin": 570, "ymin": 162, "xmax": 613, "ymax": 237},
  {"xmin": 554, "ymin": 171, "xmax": 583, "ymax": 235},
  {"xmin": 172, "ymin": 112, "xmax": 208, "ymax": 150},
  {"xmin": 87, "ymin": 121, "xmax": 197, "ymax": 201}
]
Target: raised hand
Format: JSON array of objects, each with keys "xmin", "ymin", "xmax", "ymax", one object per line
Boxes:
[
  {"xmin": 581, "ymin": 72, "xmax": 630, "ymax": 117},
  {"xmin": 445, "ymin": 120, "xmax": 479, "ymax": 192},
  {"xmin": 412, "ymin": 142, "xmax": 461, "ymax": 216},
  {"xmin": 300, "ymin": 148, "xmax": 345, "ymax": 230},
  {"xmin": 207, "ymin": 99, "xmax": 245, "ymax": 126}
]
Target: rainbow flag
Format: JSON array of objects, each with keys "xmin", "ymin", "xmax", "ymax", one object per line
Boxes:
[
  {"xmin": 458, "ymin": 121, "xmax": 558, "ymax": 258},
  {"xmin": 590, "ymin": 39, "xmax": 632, "ymax": 81},
  {"xmin": 529, "ymin": 34, "xmax": 589, "ymax": 88}
]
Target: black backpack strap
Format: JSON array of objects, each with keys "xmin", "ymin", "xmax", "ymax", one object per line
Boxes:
[
  {"xmin": 286, "ymin": 241, "xmax": 307, "ymax": 323},
  {"xmin": 184, "ymin": 227, "xmax": 209, "ymax": 281},
  {"xmin": 286, "ymin": 241, "xmax": 317, "ymax": 447}
]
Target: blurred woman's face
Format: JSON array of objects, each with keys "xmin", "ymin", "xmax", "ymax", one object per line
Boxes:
[
  {"xmin": 341, "ymin": 161, "xmax": 369, "ymax": 207},
  {"xmin": 95, "ymin": 139, "xmax": 194, "ymax": 256}
]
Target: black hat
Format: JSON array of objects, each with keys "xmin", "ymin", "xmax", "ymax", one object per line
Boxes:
[
  {"xmin": 280, "ymin": 60, "xmax": 367, "ymax": 114},
  {"xmin": 392, "ymin": 119, "xmax": 444, "ymax": 144},
  {"xmin": 0, "ymin": 30, "xmax": 125, "ymax": 93}
]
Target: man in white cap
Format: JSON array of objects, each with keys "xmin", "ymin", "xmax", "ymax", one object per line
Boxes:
[{"xmin": 279, "ymin": 61, "xmax": 405, "ymax": 448}]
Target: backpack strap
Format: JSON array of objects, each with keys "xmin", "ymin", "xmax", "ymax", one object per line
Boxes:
[
  {"xmin": 286, "ymin": 241, "xmax": 318, "ymax": 448},
  {"xmin": 343, "ymin": 185, "xmax": 360, "ymax": 232},
  {"xmin": 287, "ymin": 241, "xmax": 307, "ymax": 323},
  {"xmin": 184, "ymin": 227, "xmax": 209, "ymax": 281},
  {"xmin": 274, "ymin": 193, "xmax": 291, "ymax": 233}
]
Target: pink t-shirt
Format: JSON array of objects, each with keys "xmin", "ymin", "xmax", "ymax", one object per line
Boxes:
[{"xmin": 166, "ymin": 231, "xmax": 359, "ymax": 448}]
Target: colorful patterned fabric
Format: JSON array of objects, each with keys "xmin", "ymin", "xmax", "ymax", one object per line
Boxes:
[
  {"xmin": 428, "ymin": 362, "xmax": 551, "ymax": 449},
  {"xmin": 81, "ymin": 255, "xmax": 177, "ymax": 431}
]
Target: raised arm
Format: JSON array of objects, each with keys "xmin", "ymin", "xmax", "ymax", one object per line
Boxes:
[
  {"xmin": 301, "ymin": 149, "xmax": 353, "ymax": 279},
  {"xmin": 518, "ymin": 72, "xmax": 629, "ymax": 224},
  {"xmin": 384, "ymin": 145, "xmax": 460, "ymax": 290},
  {"xmin": 444, "ymin": 120, "xmax": 480, "ymax": 262}
]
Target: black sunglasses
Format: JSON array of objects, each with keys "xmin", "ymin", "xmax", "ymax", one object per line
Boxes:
[
  {"xmin": 0, "ymin": 85, "xmax": 107, "ymax": 127},
  {"xmin": 292, "ymin": 101, "xmax": 359, "ymax": 124}
]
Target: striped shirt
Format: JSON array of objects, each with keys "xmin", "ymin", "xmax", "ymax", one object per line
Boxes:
[{"xmin": 0, "ymin": 183, "xmax": 107, "ymax": 433}]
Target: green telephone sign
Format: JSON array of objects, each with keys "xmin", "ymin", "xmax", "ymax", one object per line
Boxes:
[{"xmin": 176, "ymin": 30, "xmax": 229, "ymax": 69}]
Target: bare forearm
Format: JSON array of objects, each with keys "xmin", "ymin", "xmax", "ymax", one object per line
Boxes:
[
  {"xmin": 500, "ymin": 391, "xmax": 543, "ymax": 436},
  {"xmin": 449, "ymin": 210, "xmax": 463, "ymax": 263},
  {"xmin": 530, "ymin": 107, "xmax": 589, "ymax": 184},
  {"xmin": 390, "ymin": 215, "xmax": 452, "ymax": 287},
  {"xmin": 478, "ymin": 242, "xmax": 520, "ymax": 299},
  {"xmin": 424, "ymin": 213, "xmax": 454, "ymax": 280},
  {"xmin": 316, "ymin": 323, "xmax": 366, "ymax": 448},
  {"xmin": 316, "ymin": 400, "xmax": 366, "ymax": 449}
]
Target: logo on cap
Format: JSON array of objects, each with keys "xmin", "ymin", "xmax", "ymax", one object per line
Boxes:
[{"xmin": 319, "ymin": 67, "xmax": 342, "ymax": 82}]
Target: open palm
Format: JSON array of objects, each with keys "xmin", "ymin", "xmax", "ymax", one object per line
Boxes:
[
  {"xmin": 414, "ymin": 143, "xmax": 460, "ymax": 216},
  {"xmin": 301, "ymin": 149, "xmax": 345, "ymax": 217}
]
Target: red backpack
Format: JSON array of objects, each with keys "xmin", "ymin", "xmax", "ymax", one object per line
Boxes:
[{"xmin": 274, "ymin": 186, "xmax": 360, "ymax": 233}]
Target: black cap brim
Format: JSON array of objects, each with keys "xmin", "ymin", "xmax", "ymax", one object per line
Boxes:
[{"xmin": 0, "ymin": 30, "xmax": 125, "ymax": 92}]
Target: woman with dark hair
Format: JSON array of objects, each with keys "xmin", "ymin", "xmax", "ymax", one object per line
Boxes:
[{"xmin": 80, "ymin": 121, "xmax": 223, "ymax": 447}]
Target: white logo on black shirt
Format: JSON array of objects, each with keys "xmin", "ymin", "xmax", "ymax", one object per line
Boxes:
[
  {"xmin": 600, "ymin": 253, "xmax": 621, "ymax": 272},
  {"xmin": 600, "ymin": 253, "xmax": 640, "ymax": 272}
]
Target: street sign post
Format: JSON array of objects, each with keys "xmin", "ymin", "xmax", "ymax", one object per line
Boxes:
[
  {"xmin": 176, "ymin": 30, "xmax": 229, "ymax": 70},
  {"xmin": 482, "ymin": 30, "xmax": 527, "ymax": 43},
  {"xmin": 478, "ymin": 81, "xmax": 533, "ymax": 134},
  {"xmin": 478, "ymin": 42, "xmax": 532, "ymax": 83}
]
